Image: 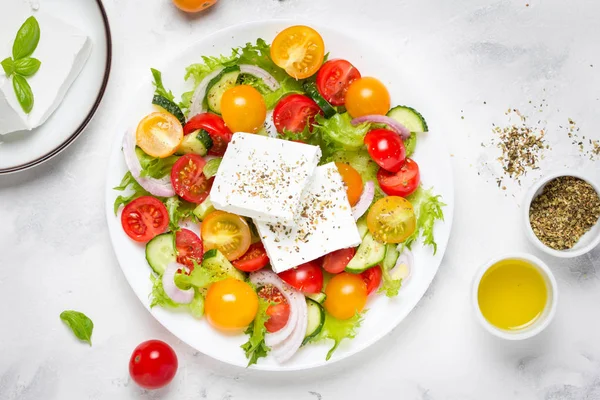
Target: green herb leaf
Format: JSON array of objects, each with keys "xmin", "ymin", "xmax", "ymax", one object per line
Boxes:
[
  {"xmin": 185, "ymin": 51, "xmax": 239, "ymax": 85},
  {"xmin": 13, "ymin": 57, "xmax": 41, "ymax": 77},
  {"xmin": 112, "ymin": 171, "xmax": 151, "ymax": 214},
  {"xmin": 306, "ymin": 311, "xmax": 364, "ymax": 360},
  {"xmin": 12, "ymin": 74, "xmax": 34, "ymax": 114},
  {"xmin": 313, "ymin": 113, "xmax": 371, "ymax": 156},
  {"xmin": 176, "ymin": 257, "xmax": 230, "ymax": 289},
  {"xmin": 1, "ymin": 57, "xmax": 14, "ymax": 77},
  {"xmin": 60, "ymin": 310, "xmax": 94, "ymax": 346},
  {"xmin": 135, "ymin": 147, "xmax": 179, "ymax": 179},
  {"xmin": 379, "ymin": 265, "xmax": 403, "ymax": 297},
  {"xmin": 13, "ymin": 16, "xmax": 41, "ymax": 60},
  {"xmin": 203, "ymin": 158, "xmax": 222, "ymax": 179},
  {"xmin": 165, "ymin": 196, "xmax": 197, "ymax": 230},
  {"xmin": 404, "ymin": 186, "xmax": 445, "ymax": 253},
  {"xmin": 241, "ymin": 298, "xmax": 271, "ymax": 366},
  {"xmin": 150, "ymin": 68, "xmax": 175, "ymax": 102},
  {"xmin": 404, "ymin": 132, "xmax": 417, "ymax": 157}
]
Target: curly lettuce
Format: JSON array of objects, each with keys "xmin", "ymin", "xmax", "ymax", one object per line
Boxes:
[
  {"xmin": 241, "ymin": 298, "xmax": 271, "ymax": 366},
  {"xmin": 307, "ymin": 311, "xmax": 364, "ymax": 361},
  {"xmin": 405, "ymin": 186, "xmax": 446, "ymax": 253},
  {"xmin": 313, "ymin": 113, "xmax": 371, "ymax": 156},
  {"xmin": 135, "ymin": 147, "xmax": 179, "ymax": 179},
  {"xmin": 112, "ymin": 171, "xmax": 150, "ymax": 214},
  {"xmin": 150, "ymin": 274, "xmax": 205, "ymax": 318},
  {"xmin": 150, "ymin": 68, "xmax": 175, "ymax": 102},
  {"xmin": 165, "ymin": 196, "xmax": 198, "ymax": 230}
]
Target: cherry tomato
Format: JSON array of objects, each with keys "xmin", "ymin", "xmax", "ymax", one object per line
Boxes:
[
  {"xmin": 205, "ymin": 278, "xmax": 258, "ymax": 331},
  {"xmin": 273, "ymin": 94, "xmax": 322, "ymax": 134},
  {"xmin": 258, "ymin": 284, "xmax": 290, "ymax": 333},
  {"xmin": 324, "ymin": 272, "xmax": 367, "ymax": 320},
  {"xmin": 220, "ymin": 85, "xmax": 266, "ymax": 134},
  {"xmin": 316, "ymin": 59, "xmax": 361, "ymax": 106},
  {"xmin": 136, "ymin": 112, "xmax": 183, "ymax": 158},
  {"xmin": 367, "ymin": 196, "xmax": 416, "ymax": 243},
  {"xmin": 129, "ymin": 340, "xmax": 178, "ymax": 390},
  {"xmin": 278, "ymin": 260, "xmax": 323, "ymax": 294},
  {"xmin": 322, "ymin": 247, "xmax": 356, "ymax": 274},
  {"xmin": 335, "ymin": 162, "xmax": 363, "ymax": 206},
  {"xmin": 364, "ymin": 129, "xmax": 406, "ymax": 173},
  {"xmin": 183, "ymin": 113, "xmax": 232, "ymax": 156},
  {"xmin": 345, "ymin": 77, "xmax": 391, "ymax": 118},
  {"xmin": 232, "ymin": 242, "xmax": 269, "ymax": 272},
  {"xmin": 270, "ymin": 25, "xmax": 325, "ymax": 79},
  {"xmin": 172, "ymin": 0, "xmax": 217, "ymax": 12},
  {"xmin": 377, "ymin": 158, "xmax": 420, "ymax": 197},
  {"xmin": 175, "ymin": 229, "xmax": 203, "ymax": 270},
  {"xmin": 121, "ymin": 196, "xmax": 169, "ymax": 242},
  {"xmin": 361, "ymin": 266, "xmax": 382, "ymax": 295},
  {"xmin": 170, "ymin": 154, "xmax": 212, "ymax": 204},
  {"xmin": 201, "ymin": 211, "xmax": 251, "ymax": 261}
]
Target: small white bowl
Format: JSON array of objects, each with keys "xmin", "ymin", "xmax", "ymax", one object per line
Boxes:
[
  {"xmin": 471, "ymin": 253, "xmax": 558, "ymax": 340},
  {"xmin": 523, "ymin": 170, "xmax": 600, "ymax": 258}
]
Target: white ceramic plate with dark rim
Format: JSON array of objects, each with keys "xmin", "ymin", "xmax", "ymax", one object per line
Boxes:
[
  {"xmin": 104, "ymin": 20, "xmax": 454, "ymax": 371},
  {"xmin": 0, "ymin": 0, "xmax": 111, "ymax": 174}
]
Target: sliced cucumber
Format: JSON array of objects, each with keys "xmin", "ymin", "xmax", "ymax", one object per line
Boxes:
[
  {"xmin": 345, "ymin": 232, "xmax": 386, "ymax": 273},
  {"xmin": 356, "ymin": 216, "xmax": 369, "ymax": 239},
  {"xmin": 303, "ymin": 298, "xmax": 325, "ymax": 345},
  {"xmin": 153, "ymin": 95, "xmax": 185, "ymax": 125},
  {"xmin": 304, "ymin": 81, "xmax": 336, "ymax": 118},
  {"xmin": 306, "ymin": 292, "xmax": 326, "ymax": 304},
  {"xmin": 145, "ymin": 232, "xmax": 177, "ymax": 275},
  {"xmin": 206, "ymin": 66, "xmax": 241, "ymax": 114},
  {"xmin": 382, "ymin": 244, "xmax": 400, "ymax": 271},
  {"xmin": 386, "ymin": 106, "xmax": 428, "ymax": 133},
  {"xmin": 193, "ymin": 196, "xmax": 215, "ymax": 221},
  {"xmin": 202, "ymin": 249, "xmax": 246, "ymax": 281},
  {"xmin": 203, "ymin": 158, "xmax": 222, "ymax": 179},
  {"xmin": 176, "ymin": 129, "xmax": 213, "ymax": 156}
]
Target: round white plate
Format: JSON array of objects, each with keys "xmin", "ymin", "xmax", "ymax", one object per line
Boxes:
[
  {"xmin": 104, "ymin": 20, "xmax": 454, "ymax": 371},
  {"xmin": 0, "ymin": 0, "xmax": 111, "ymax": 174}
]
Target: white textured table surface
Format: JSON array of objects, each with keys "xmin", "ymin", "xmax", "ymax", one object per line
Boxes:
[{"xmin": 2, "ymin": 0, "xmax": 600, "ymax": 399}]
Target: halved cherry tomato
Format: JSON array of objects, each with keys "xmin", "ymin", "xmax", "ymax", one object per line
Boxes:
[
  {"xmin": 270, "ymin": 25, "xmax": 325, "ymax": 79},
  {"xmin": 258, "ymin": 284, "xmax": 290, "ymax": 333},
  {"xmin": 324, "ymin": 272, "xmax": 367, "ymax": 320},
  {"xmin": 171, "ymin": 154, "xmax": 212, "ymax": 204},
  {"xmin": 278, "ymin": 260, "xmax": 323, "ymax": 294},
  {"xmin": 172, "ymin": 0, "xmax": 217, "ymax": 12},
  {"xmin": 377, "ymin": 158, "xmax": 420, "ymax": 197},
  {"xmin": 364, "ymin": 129, "xmax": 406, "ymax": 173},
  {"xmin": 136, "ymin": 112, "xmax": 184, "ymax": 158},
  {"xmin": 175, "ymin": 228, "xmax": 203, "ymax": 270},
  {"xmin": 361, "ymin": 266, "xmax": 382, "ymax": 295},
  {"xmin": 201, "ymin": 211, "xmax": 251, "ymax": 261},
  {"xmin": 345, "ymin": 77, "xmax": 391, "ymax": 118},
  {"xmin": 232, "ymin": 242, "xmax": 269, "ymax": 272},
  {"xmin": 273, "ymin": 94, "xmax": 322, "ymax": 134},
  {"xmin": 121, "ymin": 196, "xmax": 169, "ymax": 242},
  {"xmin": 183, "ymin": 113, "xmax": 232, "ymax": 156},
  {"xmin": 335, "ymin": 163, "xmax": 363, "ymax": 206},
  {"xmin": 205, "ymin": 278, "xmax": 258, "ymax": 331},
  {"xmin": 129, "ymin": 340, "xmax": 177, "ymax": 390},
  {"xmin": 316, "ymin": 59, "xmax": 361, "ymax": 106},
  {"xmin": 322, "ymin": 247, "xmax": 356, "ymax": 274},
  {"xmin": 367, "ymin": 196, "xmax": 416, "ymax": 243},
  {"xmin": 220, "ymin": 85, "xmax": 266, "ymax": 134}
]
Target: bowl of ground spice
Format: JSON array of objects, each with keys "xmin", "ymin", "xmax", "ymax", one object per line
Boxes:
[{"xmin": 524, "ymin": 171, "xmax": 600, "ymax": 258}]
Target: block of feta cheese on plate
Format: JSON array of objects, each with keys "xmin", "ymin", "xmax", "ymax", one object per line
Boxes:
[
  {"xmin": 210, "ymin": 132, "xmax": 322, "ymax": 225},
  {"xmin": 0, "ymin": 1, "xmax": 92, "ymax": 135},
  {"xmin": 255, "ymin": 163, "xmax": 362, "ymax": 273}
]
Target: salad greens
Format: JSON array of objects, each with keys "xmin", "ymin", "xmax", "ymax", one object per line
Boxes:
[
  {"xmin": 307, "ymin": 312, "xmax": 364, "ymax": 361},
  {"xmin": 60, "ymin": 310, "xmax": 94, "ymax": 346},
  {"xmin": 113, "ymin": 171, "xmax": 150, "ymax": 215},
  {"xmin": 165, "ymin": 196, "xmax": 197, "ymax": 231},
  {"xmin": 405, "ymin": 186, "xmax": 446, "ymax": 254},
  {"xmin": 135, "ymin": 147, "xmax": 179, "ymax": 179},
  {"xmin": 151, "ymin": 68, "xmax": 175, "ymax": 102},
  {"xmin": 313, "ymin": 113, "xmax": 371, "ymax": 154},
  {"xmin": 241, "ymin": 298, "xmax": 271, "ymax": 366}
]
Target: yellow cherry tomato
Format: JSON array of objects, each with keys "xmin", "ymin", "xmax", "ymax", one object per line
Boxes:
[
  {"xmin": 201, "ymin": 211, "xmax": 252, "ymax": 261},
  {"xmin": 345, "ymin": 77, "xmax": 391, "ymax": 118},
  {"xmin": 205, "ymin": 278, "xmax": 259, "ymax": 331},
  {"xmin": 367, "ymin": 196, "xmax": 416, "ymax": 243},
  {"xmin": 172, "ymin": 0, "xmax": 217, "ymax": 12},
  {"xmin": 220, "ymin": 85, "xmax": 267, "ymax": 133},
  {"xmin": 335, "ymin": 162, "xmax": 363, "ymax": 206},
  {"xmin": 136, "ymin": 112, "xmax": 183, "ymax": 158},
  {"xmin": 270, "ymin": 25, "xmax": 325, "ymax": 79},
  {"xmin": 324, "ymin": 273, "xmax": 368, "ymax": 320}
]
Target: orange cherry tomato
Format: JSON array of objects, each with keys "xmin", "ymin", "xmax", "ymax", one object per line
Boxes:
[
  {"xmin": 136, "ymin": 112, "xmax": 183, "ymax": 158},
  {"xmin": 205, "ymin": 279, "xmax": 258, "ymax": 331},
  {"xmin": 345, "ymin": 77, "xmax": 391, "ymax": 118},
  {"xmin": 220, "ymin": 85, "xmax": 267, "ymax": 133},
  {"xmin": 324, "ymin": 272, "xmax": 368, "ymax": 320},
  {"xmin": 172, "ymin": 0, "xmax": 217, "ymax": 13},
  {"xmin": 270, "ymin": 25, "xmax": 325, "ymax": 79},
  {"xmin": 335, "ymin": 162, "xmax": 363, "ymax": 206},
  {"xmin": 367, "ymin": 196, "xmax": 416, "ymax": 244}
]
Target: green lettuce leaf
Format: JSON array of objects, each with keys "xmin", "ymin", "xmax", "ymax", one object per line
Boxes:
[
  {"xmin": 150, "ymin": 273, "xmax": 205, "ymax": 318},
  {"xmin": 404, "ymin": 132, "xmax": 417, "ymax": 157},
  {"xmin": 263, "ymin": 77, "xmax": 305, "ymax": 109},
  {"xmin": 313, "ymin": 113, "xmax": 371, "ymax": 158},
  {"xmin": 175, "ymin": 257, "xmax": 230, "ymax": 289},
  {"xmin": 404, "ymin": 186, "xmax": 446, "ymax": 253},
  {"xmin": 241, "ymin": 297, "xmax": 271, "ymax": 366},
  {"xmin": 151, "ymin": 68, "xmax": 175, "ymax": 102},
  {"xmin": 325, "ymin": 149, "xmax": 385, "ymax": 202},
  {"xmin": 237, "ymin": 73, "xmax": 272, "ymax": 94},
  {"xmin": 308, "ymin": 312, "xmax": 364, "ymax": 361},
  {"xmin": 165, "ymin": 196, "xmax": 198, "ymax": 230},
  {"xmin": 112, "ymin": 171, "xmax": 150, "ymax": 215},
  {"xmin": 135, "ymin": 147, "xmax": 179, "ymax": 179},
  {"xmin": 184, "ymin": 51, "xmax": 239, "ymax": 85},
  {"xmin": 235, "ymin": 38, "xmax": 287, "ymax": 82}
]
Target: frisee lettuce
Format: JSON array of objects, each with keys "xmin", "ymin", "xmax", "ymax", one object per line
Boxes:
[
  {"xmin": 151, "ymin": 68, "xmax": 175, "ymax": 102},
  {"xmin": 150, "ymin": 273, "xmax": 205, "ymax": 318},
  {"xmin": 135, "ymin": 147, "xmax": 180, "ymax": 179},
  {"xmin": 113, "ymin": 171, "xmax": 150, "ymax": 215},
  {"xmin": 404, "ymin": 186, "xmax": 445, "ymax": 253},
  {"xmin": 165, "ymin": 196, "xmax": 198, "ymax": 231},
  {"xmin": 307, "ymin": 311, "xmax": 364, "ymax": 361},
  {"xmin": 241, "ymin": 297, "xmax": 271, "ymax": 366},
  {"xmin": 379, "ymin": 267, "xmax": 403, "ymax": 298},
  {"xmin": 312, "ymin": 113, "xmax": 371, "ymax": 160}
]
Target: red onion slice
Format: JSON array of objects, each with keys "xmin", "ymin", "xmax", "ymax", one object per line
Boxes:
[
  {"xmin": 352, "ymin": 181, "xmax": 375, "ymax": 220},
  {"xmin": 122, "ymin": 130, "xmax": 176, "ymax": 197},
  {"xmin": 351, "ymin": 115, "xmax": 411, "ymax": 140},
  {"xmin": 271, "ymin": 298, "xmax": 307, "ymax": 363},
  {"xmin": 239, "ymin": 64, "xmax": 280, "ymax": 91},
  {"xmin": 188, "ymin": 67, "xmax": 224, "ymax": 118},
  {"xmin": 391, "ymin": 247, "xmax": 413, "ymax": 283},
  {"xmin": 162, "ymin": 262, "xmax": 195, "ymax": 304}
]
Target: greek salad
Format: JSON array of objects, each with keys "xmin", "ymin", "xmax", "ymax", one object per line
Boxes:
[{"xmin": 114, "ymin": 25, "xmax": 445, "ymax": 366}]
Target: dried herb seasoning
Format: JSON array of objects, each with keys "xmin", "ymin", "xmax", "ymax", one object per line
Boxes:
[{"xmin": 529, "ymin": 176, "xmax": 600, "ymax": 250}]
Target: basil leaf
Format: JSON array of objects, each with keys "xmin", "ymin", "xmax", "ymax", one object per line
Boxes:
[
  {"xmin": 1, "ymin": 57, "xmax": 14, "ymax": 77},
  {"xmin": 14, "ymin": 57, "xmax": 41, "ymax": 77},
  {"xmin": 60, "ymin": 310, "xmax": 94, "ymax": 346},
  {"xmin": 12, "ymin": 16, "xmax": 41, "ymax": 60},
  {"xmin": 12, "ymin": 74, "xmax": 34, "ymax": 114}
]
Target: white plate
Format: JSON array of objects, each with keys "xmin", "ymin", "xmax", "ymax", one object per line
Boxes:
[
  {"xmin": 0, "ymin": 0, "xmax": 111, "ymax": 174},
  {"xmin": 104, "ymin": 20, "xmax": 454, "ymax": 371}
]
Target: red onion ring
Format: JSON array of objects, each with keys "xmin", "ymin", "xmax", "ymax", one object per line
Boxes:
[
  {"xmin": 351, "ymin": 115, "xmax": 411, "ymax": 140},
  {"xmin": 188, "ymin": 67, "xmax": 224, "ymax": 118},
  {"xmin": 239, "ymin": 64, "xmax": 280, "ymax": 91},
  {"xmin": 391, "ymin": 247, "xmax": 413, "ymax": 282},
  {"xmin": 352, "ymin": 181, "xmax": 375, "ymax": 220},
  {"xmin": 162, "ymin": 262, "xmax": 195, "ymax": 304}
]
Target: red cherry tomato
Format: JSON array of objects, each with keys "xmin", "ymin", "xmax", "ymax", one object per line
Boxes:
[
  {"xmin": 183, "ymin": 113, "xmax": 232, "ymax": 156},
  {"xmin": 322, "ymin": 248, "xmax": 356, "ymax": 274},
  {"xmin": 278, "ymin": 260, "xmax": 323, "ymax": 294},
  {"xmin": 129, "ymin": 340, "xmax": 178, "ymax": 390},
  {"xmin": 258, "ymin": 284, "xmax": 290, "ymax": 333},
  {"xmin": 121, "ymin": 196, "xmax": 169, "ymax": 242},
  {"xmin": 175, "ymin": 229, "xmax": 203, "ymax": 270},
  {"xmin": 316, "ymin": 59, "xmax": 361, "ymax": 106},
  {"xmin": 364, "ymin": 129, "xmax": 406, "ymax": 173},
  {"xmin": 377, "ymin": 158, "xmax": 421, "ymax": 197},
  {"xmin": 273, "ymin": 94, "xmax": 322, "ymax": 134},
  {"xmin": 170, "ymin": 154, "xmax": 212, "ymax": 204},
  {"xmin": 232, "ymin": 242, "xmax": 270, "ymax": 272},
  {"xmin": 361, "ymin": 266, "xmax": 382, "ymax": 295}
]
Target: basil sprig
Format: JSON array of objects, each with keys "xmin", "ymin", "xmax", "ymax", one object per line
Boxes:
[
  {"xmin": 60, "ymin": 310, "xmax": 94, "ymax": 346},
  {"xmin": 1, "ymin": 16, "xmax": 41, "ymax": 114}
]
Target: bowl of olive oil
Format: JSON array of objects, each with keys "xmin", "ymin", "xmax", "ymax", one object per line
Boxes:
[{"xmin": 472, "ymin": 254, "xmax": 558, "ymax": 340}]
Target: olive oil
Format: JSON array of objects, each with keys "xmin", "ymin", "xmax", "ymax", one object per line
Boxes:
[{"xmin": 478, "ymin": 259, "xmax": 548, "ymax": 331}]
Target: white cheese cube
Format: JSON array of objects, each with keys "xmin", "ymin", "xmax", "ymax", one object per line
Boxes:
[
  {"xmin": 210, "ymin": 133, "xmax": 321, "ymax": 225},
  {"xmin": 255, "ymin": 163, "xmax": 362, "ymax": 273}
]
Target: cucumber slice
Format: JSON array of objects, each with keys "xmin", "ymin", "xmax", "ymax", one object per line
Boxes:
[
  {"xmin": 382, "ymin": 244, "xmax": 400, "ymax": 271},
  {"xmin": 145, "ymin": 232, "xmax": 177, "ymax": 275},
  {"xmin": 193, "ymin": 196, "xmax": 215, "ymax": 221},
  {"xmin": 202, "ymin": 249, "xmax": 246, "ymax": 281},
  {"xmin": 176, "ymin": 129, "xmax": 213, "ymax": 156},
  {"xmin": 306, "ymin": 292, "xmax": 326, "ymax": 304},
  {"xmin": 345, "ymin": 232, "xmax": 386, "ymax": 273},
  {"xmin": 203, "ymin": 158, "xmax": 222, "ymax": 179},
  {"xmin": 152, "ymin": 95, "xmax": 185, "ymax": 125},
  {"xmin": 303, "ymin": 298, "xmax": 325, "ymax": 345},
  {"xmin": 386, "ymin": 106, "xmax": 428, "ymax": 133},
  {"xmin": 356, "ymin": 216, "xmax": 369, "ymax": 239},
  {"xmin": 206, "ymin": 66, "xmax": 241, "ymax": 114},
  {"xmin": 304, "ymin": 81, "xmax": 336, "ymax": 118}
]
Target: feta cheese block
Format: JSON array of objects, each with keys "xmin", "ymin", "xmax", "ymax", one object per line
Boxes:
[
  {"xmin": 0, "ymin": 1, "xmax": 92, "ymax": 135},
  {"xmin": 255, "ymin": 163, "xmax": 362, "ymax": 273},
  {"xmin": 210, "ymin": 132, "xmax": 322, "ymax": 225}
]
